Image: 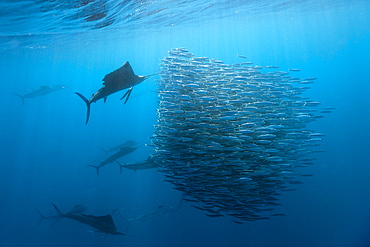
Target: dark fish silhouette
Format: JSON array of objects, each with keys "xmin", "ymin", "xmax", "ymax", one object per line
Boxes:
[
  {"xmin": 88, "ymin": 146, "xmax": 139, "ymax": 176},
  {"xmin": 115, "ymin": 157, "xmax": 157, "ymax": 173},
  {"xmin": 51, "ymin": 203, "xmax": 125, "ymax": 236},
  {"xmin": 75, "ymin": 62, "xmax": 155, "ymax": 124},
  {"xmin": 122, "ymin": 197, "xmax": 183, "ymax": 232},
  {"xmin": 36, "ymin": 204, "xmax": 88, "ymax": 226},
  {"xmin": 100, "ymin": 140, "xmax": 140, "ymax": 157},
  {"xmin": 14, "ymin": 84, "xmax": 66, "ymax": 105}
]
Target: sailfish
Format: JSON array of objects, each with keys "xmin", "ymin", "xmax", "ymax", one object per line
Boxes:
[
  {"xmin": 14, "ymin": 85, "xmax": 66, "ymax": 105},
  {"xmin": 51, "ymin": 203, "xmax": 125, "ymax": 236},
  {"xmin": 75, "ymin": 62, "xmax": 155, "ymax": 124}
]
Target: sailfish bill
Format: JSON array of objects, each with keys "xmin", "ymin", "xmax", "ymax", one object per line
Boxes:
[{"xmin": 75, "ymin": 61, "xmax": 155, "ymax": 124}]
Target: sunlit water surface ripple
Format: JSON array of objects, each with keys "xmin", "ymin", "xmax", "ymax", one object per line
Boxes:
[{"xmin": 0, "ymin": 0, "xmax": 361, "ymax": 49}]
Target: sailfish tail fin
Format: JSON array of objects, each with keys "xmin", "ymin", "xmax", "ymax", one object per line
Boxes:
[
  {"xmin": 36, "ymin": 208, "xmax": 47, "ymax": 225},
  {"xmin": 75, "ymin": 92, "xmax": 91, "ymax": 124},
  {"xmin": 115, "ymin": 160, "xmax": 124, "ymax": 174},
  {"xmin": 88, "ymin": 164, "xmax": 101, "ymax": 177},
  {"xmin": 13, "ymin": 93, "xmax": 25, "ymax": 106}
]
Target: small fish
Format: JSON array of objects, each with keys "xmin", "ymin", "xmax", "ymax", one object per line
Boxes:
[
  {"xmin": 237, "ymin": 54, "xmax": 248, "ymax": 59},
  {"xmin": 150, "ymin": 48, "xmax": 329, "ymax": 223},
  {"xmin": 271, "ymin": 213, "xmax": 286, "ymax": 217}
]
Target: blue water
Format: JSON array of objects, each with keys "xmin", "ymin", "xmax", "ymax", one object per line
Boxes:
[{"xmin": 1, "ymin": 0, "xmax": 370, "ymax": 246}]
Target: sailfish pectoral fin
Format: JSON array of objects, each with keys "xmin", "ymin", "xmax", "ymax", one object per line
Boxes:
[
  {"xmin": 75, "ymin": 92, "xmax": 91, "ymax": 125},
  {"xmin": 51, "ymin": 203, "xmax": 63, "ymax": 217},
  {"xmin": 120, "ymin": 87, "xmax": 133, "ymax": 104}
]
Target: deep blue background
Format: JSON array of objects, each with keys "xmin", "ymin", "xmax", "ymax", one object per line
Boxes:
[{"xmin": 0, "ymin": 2, "xmax": 369, "ymax": 247}]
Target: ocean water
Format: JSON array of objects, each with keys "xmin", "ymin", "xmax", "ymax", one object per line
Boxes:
[{"xmin": 0, "ymin": 0, "xmax": 369, "ymax": 247}]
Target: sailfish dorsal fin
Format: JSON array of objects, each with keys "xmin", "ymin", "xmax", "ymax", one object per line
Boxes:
[
  {"xmin": 102, "ymin": 62, "xmax": 136, "ymax": 87},
  {"xmin": 97, "ymin": 215, "xmax": 115, "ymax": 225}
]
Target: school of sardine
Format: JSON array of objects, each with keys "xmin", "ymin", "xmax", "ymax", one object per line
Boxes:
[{"xmin": 150, "ymin": 48, "xmax": 330, "ymax": 223}]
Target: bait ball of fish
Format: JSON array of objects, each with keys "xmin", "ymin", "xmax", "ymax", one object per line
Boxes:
[{"xmin": 151, "ymin": 48, "xmax": 329, "ymax": 223}]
